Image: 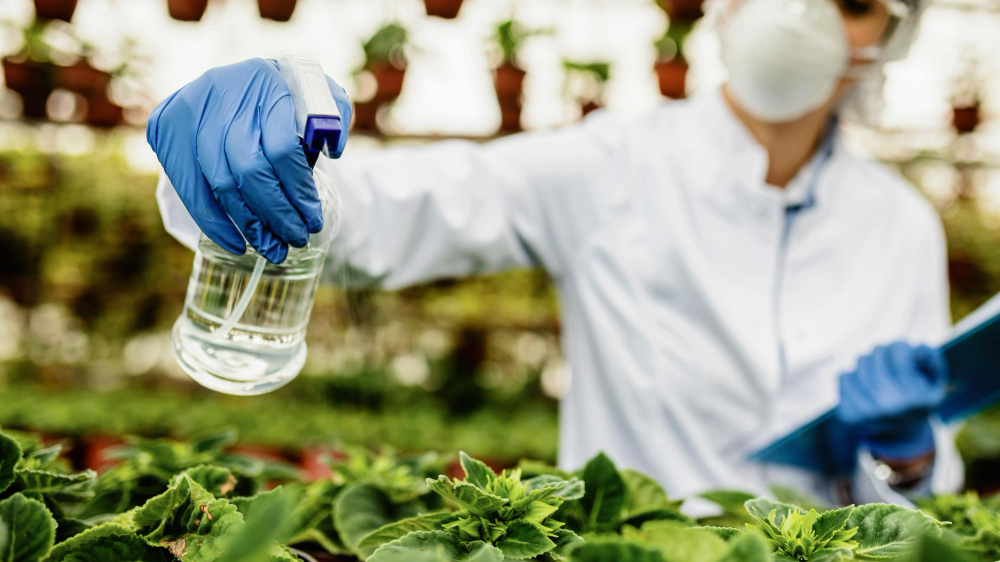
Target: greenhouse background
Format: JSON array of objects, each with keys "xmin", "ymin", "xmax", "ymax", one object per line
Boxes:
[{"xmin": 2, "ymin": 0, "xmax": 1000, "ymax": 501}]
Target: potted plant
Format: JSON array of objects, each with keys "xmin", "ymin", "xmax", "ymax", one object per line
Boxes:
[
  {"xmin": 354, "ymin": 22, "xmax": 409, "ymax": 131},
  {"xmin": 258, "ymin": 0, "xmax": 297, "ymax": 22},
  {"xmin": 657, "ymin": 0, "xmax": 704, "ymax": 19},
  {"xmin": 563, "ymin": 60, "xmax": 611, "ymax": 117},
  {"xmin": 167, "ymin": 0, "xmax": 209, "ymax": 21},
  {"xmin": 2, "ymin": 21, "xmax": 58, "ymax": 119},
  {"xmin": 490, "ymin": 19, "xmax": 547, "ymax": 132},
  {"xmin": 424, "ymin": 0, "xmax": 464, "ymax": 19},
  {"xmin": 654, "ymin": 18, "xmax": 694, "ymax": 99},
  {"xmin": 33, "ymin": 0, "xmax": 78, "ymax": 22}
]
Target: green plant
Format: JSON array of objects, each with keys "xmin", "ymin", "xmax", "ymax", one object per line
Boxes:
[
  {"xmin": 492, "ymin": 19, "xmax": 548, "ymax": 68},
  {"xmin": 362, "ymin": 22, "xmax": 409, "ymax": 70},
  {"xmin": 359, "ymin": 452, "xmax": 585, "ymax": 560},
  {"xmin": 654, "ymin": 18, "xmax": 695, "ymax": 62}
]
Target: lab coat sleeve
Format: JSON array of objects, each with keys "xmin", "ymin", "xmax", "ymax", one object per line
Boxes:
[
  {"xmin": 851, "ymin": 203, "xmax": 963, "ymax": 504},
  {"xmin": 315, "ymin": 114, "xmax": 621, "ymax": 289}
]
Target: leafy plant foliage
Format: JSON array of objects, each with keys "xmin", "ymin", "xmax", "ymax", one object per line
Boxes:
[{"xmin": 0, "ymin": 427, "xmax": 996, "ymax": 561}]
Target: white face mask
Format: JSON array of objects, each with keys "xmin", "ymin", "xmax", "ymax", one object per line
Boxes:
[{"xmin": 720, "ymin": 0, "xmax": 851, "ymax": 123}]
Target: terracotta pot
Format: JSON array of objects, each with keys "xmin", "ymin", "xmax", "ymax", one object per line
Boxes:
[
  {"xmin": 3, "ymin": 58, "xmax": 52, "ymax": 119},
  {"xmin": 424, "ymin": 0, "xmax": 464, "ymax": 19},
  {"xmin": 34, "ymin": 0, "xmax": 78, "ymax": 22},
  {"xmin": 658, "ymin": 0, "xmax": 704, "ymax": 19},
  {"xmin": 78, "ymin": 434, "xmax": 125, "ymax": 472},
  {"xmin": 56, "ymin": 61, "xmax": 110, "ymax": 96},
  {"xmin": 367, "ymin": 63, "xmax": 406, "ymax": 103},
  {"xmin": 258, "ymin": 0, "xmax": 297, "ymax": 22},
  {"xmin": 952, "ymin": 104, "xmax": 980, "ymax": 134},
  {"xmin": 3, "ymin": 57, "xmax": 51, "ymax": 93},
  {"xmin": 85, "ymin": 93, "xmax": 124, "ymax": 128},
  {"xmin": 352, "ymin": 100, "xmax": 379, "ymax": 132},
  {"xmin": 655, "ymin": 58, "xmax": 688, "ymax": 99},
  {"xmin": 493, "ymin": 64, "xmax": 526, "ymax": 132},
  {"xmin": 298, "ymin": 447, "xmax": 336, "ymax": 481},
  {"xmin": 581, "ymin": 101, "xmax": 602, "ymax": 116},
  {"xmin": 167, "ymin": 0, "xmax": 209, "ymax": 21}
]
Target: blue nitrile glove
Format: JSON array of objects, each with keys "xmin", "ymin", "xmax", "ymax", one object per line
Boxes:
[
  {"xmin": 146, "ymin": 58, "xmax": 352, "ymax": 263},
  {"xmin": 835, "ymin": 342, "xmax": 948, "ymax": 460}
]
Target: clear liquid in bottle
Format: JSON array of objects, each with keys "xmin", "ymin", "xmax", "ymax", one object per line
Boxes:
[{"xmin": 172, "ymin": 236, "xmax": 325, "ymax": 395}]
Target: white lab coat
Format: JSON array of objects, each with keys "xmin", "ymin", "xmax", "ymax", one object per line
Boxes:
[{"xmin": 157, "ymin": 88, "xmax": 962, "ymax": 511}]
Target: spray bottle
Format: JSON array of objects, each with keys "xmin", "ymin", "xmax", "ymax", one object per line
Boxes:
[{"xmin": 171, "ymin": 56, "xmax": 342, "ymax": 395}]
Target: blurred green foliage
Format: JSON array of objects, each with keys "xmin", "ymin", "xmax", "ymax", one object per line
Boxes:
[{"xmin": 1, "ymin": 143, "xmax": 1000, "ymax": 480}]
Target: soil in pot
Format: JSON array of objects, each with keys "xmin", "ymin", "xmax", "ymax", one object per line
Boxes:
[
  {"xmin": 424, "ymin": 0, "xmax": 464, "ymax": 19},
  {"xmin": 258, "ymin": 0, "xmax": 297, "ymax": 22},
  {"xmin": 655, "ymin": 59, "xmax": 688, "ymax": 99},
  {"xmin": 168, "ymin": 0, "xmax": 210, "ymax": 21},
  {"xmin": 34, "ymin": 0, "xmax": 78, "ymax": 22},
  {"xmin": 952, "ymin": 105, "xmax": 980, "ymax": 134}
]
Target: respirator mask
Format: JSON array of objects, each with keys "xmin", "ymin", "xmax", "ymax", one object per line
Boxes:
[{"xmin": 719, "ymin": 0, "xmax": 913, "ymax": 123}]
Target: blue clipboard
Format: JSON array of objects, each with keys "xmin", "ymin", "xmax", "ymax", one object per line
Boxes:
[{"xmin": 752, "ymin": 294, "xmax": 1000, "ymax": 474}]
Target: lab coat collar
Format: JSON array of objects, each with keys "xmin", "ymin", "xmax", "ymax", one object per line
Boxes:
[{"xmin": 690, "ymin": 88, "xmax": 841, "ymax": 214}]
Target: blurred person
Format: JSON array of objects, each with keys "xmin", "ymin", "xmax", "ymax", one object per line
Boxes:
[{"xmin": 149, "ymin": 0, "xmax": 961, "ymax": 510}]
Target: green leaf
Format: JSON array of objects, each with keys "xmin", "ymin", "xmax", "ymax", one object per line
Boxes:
[
  {"xmin": 464, "ymin": 541, "xmax": 505, "ymax": 561},
  {"xmin": 812, "ymin": 505, "xmax": 855, "ymax": 544},
  {"xmin": 368, "ymin": 530, "xmax": 464, "ymax": 562},
  {"xmin": 699, "ymin": 490, "xmax": 757, "ymax": 514},
  {"xmin": 715, "ymin": 532, "xmax": 773, "ymax": 562},
  {"xmin": 460, "ymin": 453, "xmax": 496, "ymax": 490},
  {"xmin": 0, "ymin": 492, "xmax": 56, "ymax": 562},
  {"xmin": 550, "ymin": 528, "xmax": 584, "ymax": 558},
  {"xmin": 626, "ymin": 521, "xmax": 730, "ymax": 562},
  {"xmin": 46, "ymin": 524, "xmax": 161, "ymax": 562},
  {"xmin": 191, "ymin": 428, "xmax": 238, "ymax": 454},
  {"xmin": 908, "ymin": 532, "xmax": 980, "ymax": 562},
  {"xmin": 621, "ymin": 508, "xmax": 694, "ymax": 530},
  {"xmin": 333, "ymin": 483, "xmax": 400, "ymax": 558},
  {"xmin": 847, "ymin": 503, "xmax": 940, "ymax": 559},
  {"xmin": 12, "ymin": 468, "xmax": 96, "ymax": 500},
  {"xmin": 524, "ymin": 477, "xmax": 585, "ymax": 503},
  {"xmin": 217, "ymin": 487, "xmax": 296, "ymax": 562},
  {"xmin": 497, "ymin": 519, "xmax": 556, "ymax": 559},
  {"xmin": 693, "ymin": 526, "xmax": 742, "ymax": 542},
  {"xmin": 568, "ymin": 539, "xmax": 665, "ymax": 561},
  {"xmin": 622, "ymin": 470, "xmax": 682, "ymax": 517},
  {"xmin": 744, "ymin": 498, "xmax": 804, "ymax": 529},
  {"xmin": 183, "ymin": 465, "xmax": 237, "ymax": 498},
  {"xmin": 0, "ymin": 434, "xmax": 21, "ymax": 496},
  {"xmin": 358, "ymin": 512, "xmax": 460, "ymax": 551},
  {"xmin": 426, "ymin": 477, "xmax": 507, "ymax": 516},
  {"xmin": 579, "ymin": 453, "xmax": 626, "ymax": 530}
]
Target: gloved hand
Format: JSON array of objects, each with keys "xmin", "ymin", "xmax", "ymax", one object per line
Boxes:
[
  {"xmin": 835, "ymin": 342, "xmax": 948, "ymax": 460},
  {"xmin": 146, "ymin": 58, "xmax": 352, "ymax": 263}
]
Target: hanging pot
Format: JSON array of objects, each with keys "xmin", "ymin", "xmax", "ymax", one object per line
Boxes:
[
  {"xmin": 493, "ymin": 64, "xmax": 526, "ymax": 132},
  {"xmin": 655, "ymin": 59, "xmax": 688, "ymax": 99},
  {"xmin": 423, "ymin": 0, "xmax": 464, "ymax": 19},
  {"xmin": 258, "ymin": 0, "xmax": 297, "ymax": 22},
  {"xmin": 33, "ymin": 0, "xmax": 78, "ymax": 22},
  {"xmin": 56, "ymin": 60, "xmax": 110, "ymax": 96},
  {"xmin": 658, "ymin": 0, "xmax": 704, "ymax": 19},
  {"xmin": 167, "ymin": 0, "xmax": 209, "ymax": 22},
  {"xmin": 85, "ymin": 92, "xmax": 124, "ymax": 128},
  {"xmin": 952, "ymin": 104, "xmax": 980, "ymax": 134}
]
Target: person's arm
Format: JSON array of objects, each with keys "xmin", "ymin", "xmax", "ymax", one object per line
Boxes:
[
  {"xmin": 316, "ymin": 120, "xmax": 615, "ymax": 289},
  {"xmin": 847, "ymin": 206, "xmax": 962, "ymax": 503},
  {"xmin": 149, "ymin": 58, "xmax": 619, "ymax": 285}
]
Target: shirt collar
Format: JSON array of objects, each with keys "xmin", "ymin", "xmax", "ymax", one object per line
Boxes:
[{"xmin": 690, "ymin": 88, "xmax": 840, "ymax": 212}]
